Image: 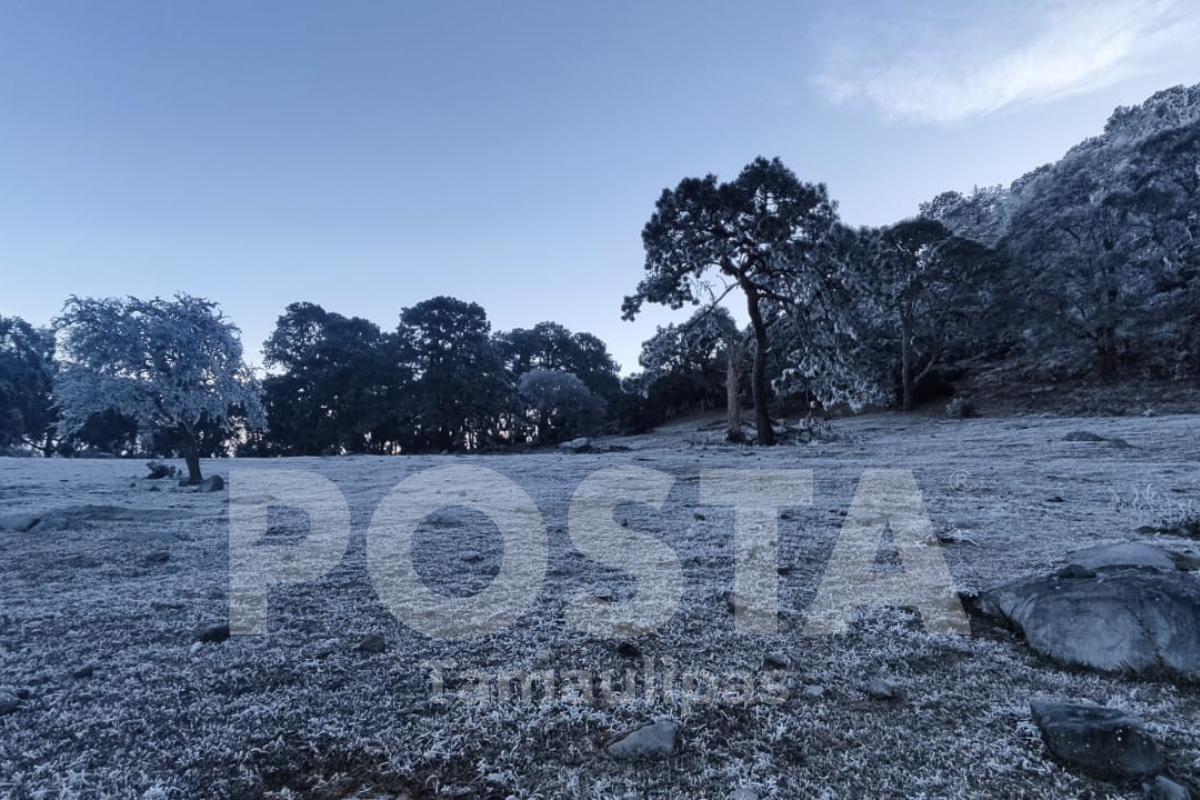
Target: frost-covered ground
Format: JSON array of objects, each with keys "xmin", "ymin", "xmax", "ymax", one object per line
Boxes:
[{"xmin": 1, "ymin": 412, "xmax": 1199, "ymax": 799}]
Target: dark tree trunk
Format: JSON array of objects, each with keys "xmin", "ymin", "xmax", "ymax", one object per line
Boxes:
[
  {"xmin": 900, "ymin": 312, "xmax": 915, "ymax": 412},
  {"xmin": 725, "ymin": 333, "xmax": 743, "ymax": 441},
  {"xmin": 1096, "ymin": 326, "xmax": 1117, "ymax": 381},
  {"xmin": 185, "ymin": 454, "xmax": 203, "ymax": 484},
  {"xmin": 180, "ymin": 424, "xmax": 203, "ymax": 483},
  {"xmin": 743, "ymin": 285, "xmax": 776, "ymax": 446}
]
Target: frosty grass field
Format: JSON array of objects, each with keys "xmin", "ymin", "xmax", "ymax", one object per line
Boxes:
[{"xmin": 1, "ymin": 412, "xmax": 1198, "ymax": 799}]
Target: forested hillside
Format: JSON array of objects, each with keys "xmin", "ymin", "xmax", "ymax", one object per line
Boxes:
[
  {"xmin": 925, "ymin": 83, "xmax": 1200, "ymax": 382},
  {"xmin": 628, "ymin": 83, "xmax": 1200, "ymax": 429}
]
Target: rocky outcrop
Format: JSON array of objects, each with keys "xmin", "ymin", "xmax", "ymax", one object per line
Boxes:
[{"xmin": 981, "ymin": 570, "xmax": 1200, "ymax": 679}]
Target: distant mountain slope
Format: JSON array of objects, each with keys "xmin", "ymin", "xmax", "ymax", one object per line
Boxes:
[
  {"xmin": 924, "ymin": 83, "xmax": 1200, "ymax": 381},
  {"xmin": 923, "ymin": 83, "xmax": 1199, "ymax": 244}
]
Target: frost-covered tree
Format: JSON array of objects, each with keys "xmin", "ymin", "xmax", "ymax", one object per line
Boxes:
[
  {"xmin": 624, "ymin": 157, "xmax": 838, "ymax": 445},
  {"xmin": 1007, "ymin": 160, "xmax": 1164, "ymax": 378},
  {"xmin": 0, "ymin": 316, "xmax": 57, "ymax": 453},
  {"xmin": 494, "ymin": 322, "xmax": 621, "ymax": 407},
  {"xmin": 638, "ymin": 306, "xmax": 746, "ymax": 439},
  {"xmin": 768, "ymin": 223, "xmax": 892, "ymax": 411},
  {"xmin": 1120, "ymin": 123, "xmax": 1200, "ymax": 376},
  {"xmin": 919, "ymin": 185, "xmax": 1010, "ymax": 246},
  {"xmin": 771, "ymin": 220, "xmax": 998, "ymax": 412},
  {"xmin": 517, "ymin": 369, "xmax": 606, "ymax": 444},
  {"xmin": 54, "ymin": 295, "xmax": 266, "ymax": 482},
  {"xmin": 996, "ymin": 83, "xmax": 1200, "ymax": 379},
  {"xmin": 872, "ymin": 219, "xmax": 997, "ymax": 410}
]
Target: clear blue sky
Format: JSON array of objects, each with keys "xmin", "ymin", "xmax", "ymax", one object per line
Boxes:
[{"xmin": 1, "ymin": 0, "xmax": 1197, "ymax": 374}]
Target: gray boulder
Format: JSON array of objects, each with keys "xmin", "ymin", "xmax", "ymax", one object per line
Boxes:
[
  {"xmin": 357, "ymin": 634, "xmax": 387, "ymax": 654},
  {"xmin": 1146, "ymin": 777, "xmax": 1191, "ymax": 800},
  {"xmin": 0, "ymin": 514, "xmax": 41, "ymax": 533},
  {"xmin": 1063, "ymin": 430, "xmax": 1131, "ymax": 448},
  {"xmin": 557, "ymin": 437, "xmax": 592, "ymax": 453},
  {"xmin": 181, "ymin": 475, "xmax": 224, "ymax": 491},
  {"xmin": 198, "ymin": 475, "xmax": 225, "ymax": 492},
  {"xmin": 762, "ymin": 652, "xmax": 789, "ymax": 670},
  {"xmin": 1, "ymin": 505, "xmax": 184, "ymax": 533},
  {"xmin": 198, "ymin": 623, "xmax": 231, "ymax": 644},
  {"xmin": 862, "ymin": 678, "xmax": 901, "ymax": 701},
  {"xmin": 607, "ymin": 720, "xmax": 678, "ymax": 759},
  {"xmin": 1030, "ymin": 701, "xmax": 1163, "ymax": 780},
  {"xmin": 1065, "ymin": 542, "xmax": 1184, "ymax": 573},
  {"xmin": 981, "ymin": 571, "xmax": 1200, "ymax": 679}
]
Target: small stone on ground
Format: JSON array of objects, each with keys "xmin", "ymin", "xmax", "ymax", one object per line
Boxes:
[
  {"xmin": 862, "ymin": 678, "xmax": 899, "ymax": 700},
  {"xmin": 607, "ymin": 720, "xmax": 678, "ymax": 759},
  {"xmin": 198, "ymin": 623, "xmax": 231, "ymax": 644},
  {"xmin": 357, "ymin": 634, "xmax": 387, "ymax": 654},
  {"xmin": 1030, "ymin": 700, "xmax": 1164, "ymax": 780}
]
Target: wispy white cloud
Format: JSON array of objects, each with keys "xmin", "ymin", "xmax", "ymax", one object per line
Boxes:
[{"xmin": 815, "ymin": 0, "xmax": 1199, "ymax": 124}]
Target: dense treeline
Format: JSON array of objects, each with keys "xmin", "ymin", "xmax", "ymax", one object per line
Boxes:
[
  {"xmin": 0, "ymin": 296, "xmax": 621, "ymax": 459},
  {"xmin": 1, "ymin": 83, "xmax": 1196, "ymax": 458},
  {"xmin": 253, "ymin": 297, "xmax": 619, "ymax": 455}
]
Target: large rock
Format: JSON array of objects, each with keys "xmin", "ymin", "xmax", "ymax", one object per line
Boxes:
[
  {"xmin": 862, "ymin": 678, "xmax": 901, "ymax": 701},
  {"xmin": 981, "ymin": 571, "xmax": 1200, "ymax": 679},
  {"xmin": 607, "ymin": 720, "xmax": 678, "ymax": 759},
  {"xmin": 1062, "ymin": 430, "xmax": 1131, "ymax": 447},
  {"xmin": 0, "ymin": 505, "xmax": 186, "ymax": 533},
  {"xmin": 1146, "ymin": 777, "xmax": 1192, "ymax": 800},
  {"xmin": 557, "ymin": 437, "xmax": 592, "ymax": 453},
  {"xmin": 144, "ymin": 460, "xmax": 177, "ymax": 480},
  {"xmin": 1065, "ymin": 542, "xmax": 1185, "ymax": 573},
  {"xmin": 197, "ymin": 475, "xmax": 225, "ymax": 492},
  {"xmin": 1029, "ymin": 701, "xmax": 1163, "ymax": 780},
  {"xmin": 0, "ymin": 514, "xmax": 42, "ymax": 533},
  {"xmin": 357, "ymin": 634, "xmax": 387, "ymax": 654},
  {"xmin": 197, "ymin": 623, "xmax": 230, "ymax": 644}
]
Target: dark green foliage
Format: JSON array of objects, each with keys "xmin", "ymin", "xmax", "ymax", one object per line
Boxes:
[
  {"xmin": 257, "ymin": 299, "xmax": 620, "ymax": 453},
  {"xmin": 494, "ymin": 322, "xmax": 621, "ymax": 406},
  {"xmin": 517, "ymin": 369, "xmax": 606, "ymax": 444},
  {"xmin": 263, "ymin": 302, "xmax": 405, "ymax": 455},
  {"xmin": 0, "ymin": 316, "xmax": 56, "ymax": 453},
  {"xmin": 396, "ymin": 296, "xmax": 510, "ymax": 452}
]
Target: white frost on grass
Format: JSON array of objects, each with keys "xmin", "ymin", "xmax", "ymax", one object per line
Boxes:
[{"xmin": 0, "ymin": 411, "xmax": 1198, "ymax": 798}]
